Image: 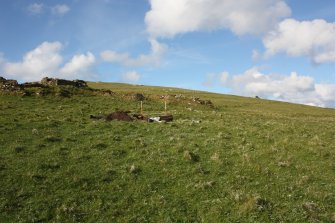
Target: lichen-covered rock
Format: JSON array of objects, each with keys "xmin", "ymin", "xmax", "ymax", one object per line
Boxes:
[
  {"xmin": 0, "ymin": 77, "xmax": 21, "ymax": 92},
  {"xmin": 40, "ymin": 77, "xmax": 87, "ymax": 88},
  {"xmin": 99, "ymin": 89, "xmax": 114, "ymax": 96},
  {"xmin": 192, "ymin": 97, "xmax": 214, "ymax": 108},
  {"xmin": 22, "ymin": 82, "xmax": 44, "ymax": 88}
]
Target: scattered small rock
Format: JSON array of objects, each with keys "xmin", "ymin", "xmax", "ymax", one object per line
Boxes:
[
  {"xmin": 195, "ymin": 181, "xmax": 215, "ymax": 189},
  {"xmin": 183, "ymin": 150, "xmax": 200, "ymax": 162},
  {"xmin": 192, "ymin": 97, "xmax": 214, "ymax": 108},
  {"xmin": 129, "ymin": 164, "xmax": 141, "ymax": 174},
  {"xmin": 112, "ymin": 135, "xmax": 121, "ymax": 142},
  {"xmin": 255, "ymin": 197, "xmax": 271, "ymax": 211},
  {"xmin": 99, "ymin": 89, "xmax": 113, "ymax": 96},
  {"xmin": 148, "ymin": 115, "xmax": 173, "ymax": 123},
  {"xmin": 133, "ymin": 113, "xmax": 146, "ymax": 121},
  {"xmin": 240, "ymin": 195, "xmax": 271, "ymax": 212},
  {"xmin": 303, "ymin": 202, "xmax": 319, "ymax": 216},
  {"xmin": 278, "ymin": 161, "xmax": 290, "ymax": 167},
  {"xmin": 210, "ymin": 152, "xmax": 220, "ymax": 161},
  {"xmin": 14, "ymin": 146, "xmax": 25, "ymax": 153}
]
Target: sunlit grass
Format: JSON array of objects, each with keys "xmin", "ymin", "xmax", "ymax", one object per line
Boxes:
[{"xmin": 0, "ymin": 83, "xmax": 335, "ymax": 222}]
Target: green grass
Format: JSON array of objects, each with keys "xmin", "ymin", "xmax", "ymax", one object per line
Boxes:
[{"xmin": 1, "ymin": 82, "xmax": 335, "ymax": 222}]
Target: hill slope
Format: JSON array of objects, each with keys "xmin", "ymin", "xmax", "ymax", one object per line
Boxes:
[{"xmin": 1, "ymin": 81, "xmax": 335, "ymax": 222}]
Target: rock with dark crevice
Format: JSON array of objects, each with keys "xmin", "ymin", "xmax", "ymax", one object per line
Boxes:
[
  {"xmin": 0, "ymin": 77, "xmax": 21, "ymax": 92},
  {"xmin": 40, "ymin": 77, "xmax": 88, "ymax": 88}
]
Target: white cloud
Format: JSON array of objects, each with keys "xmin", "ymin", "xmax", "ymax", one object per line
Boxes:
[
  {"xmin": 252, "ymin": 50, "xmax": 262, "ymax": 62},
  {"xmin": 27, "ymin": 3, "xmax": 70, "ymax": 16},
  {"xmin": 203, "ymin": 71, "xmax": 229, "ymax": 87},
  {"xmin": 101, "ymin": 51, "xmax": 129, "ymax": 64},
  {"xmin": 1, "ymin": 42, "xmax": 96, "ymax": 82},
  {"xmin": 220, "ymin": 67, "xmax": 335, "ymax": 107},
  {"xmin": 101, "ymin": 38, "xmax": 167, "ymax": 66},
  {"xmin": 145, "ymin": 0, "xmax": 291, "ymax": 38},
  {"xmin": 233, "ymin": 69, "xmax": 315, "ymax": 96},
  {"xmin": 264, "ymin": 19, "xmax": 335, "ymax": 64},
  {"xmin": 219, "ymin": 72, "xmax": 229, "ymax": 85},
  {"xmin": 27, "ymin": 3, "xmax": 44, "ymax": 15},
  {"xmin": 122, "ymin": 71, "xmax": 140, "ymax": 82},
  {"xmin": 51, "ymin": 4, "xmax": 70, "ymax": 16},
  {"xmin": 202, "ymin": 73, "xmax": 216, "ymax": 87},
  {"xmin": 315, "ymin": 84, "xmax": 335, "ymax": 103},
  {"xmin": 0, "ymin": 52, "xmax": 5, "ymax": 64},
  {"xmin": 3, "ymin": 42, "xmax": 63, "ymax": 81},
  {"xmin": 60, "ymin": 52, "xmax": 95, "ymax": 78}
]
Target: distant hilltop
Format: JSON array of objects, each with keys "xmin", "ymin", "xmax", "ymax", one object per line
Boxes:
[
  {"xmin": 0, "ymin": 76, "xmax": 87, "ymax": 89},
  {"xmin": 0, "ymin": 76, "xmax": 93, "ymax": 97}
]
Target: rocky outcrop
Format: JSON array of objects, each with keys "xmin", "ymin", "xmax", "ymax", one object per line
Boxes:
[
  {"xmin": 22, "ymin": 82, "xmax": 45, "ymax": 88},
  {"xmin": 0, "ymin": 77, "xmax": 21, "ymax": 92},
  {"xmin": 192, "ymin": 97, "xmax": 214, "ymax": 108},
  {"xmin": 99, "ymin": 89, "xmax": 114, "ymax": 96},
  {"xmin": 0, "ymin": 76, "xmax": 91, "ymax": 97},
  {"xmin": 40, "ymin": 77, "xmax": 88, "ymax": 88}
]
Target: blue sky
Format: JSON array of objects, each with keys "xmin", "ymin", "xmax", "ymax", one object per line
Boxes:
[{"xmin": 1, "ymin": 0, "xmax": 335, "ymax": 107}]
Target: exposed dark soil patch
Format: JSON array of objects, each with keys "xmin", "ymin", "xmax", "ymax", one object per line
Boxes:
[{"xmin": 106, "ymin": 111, "xmax": 133, "ymax": 121}]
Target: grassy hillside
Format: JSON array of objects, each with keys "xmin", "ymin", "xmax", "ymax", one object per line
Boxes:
[{"xmin": 1, "ymin": 82, "xmax": 335, "ymax": 222}]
